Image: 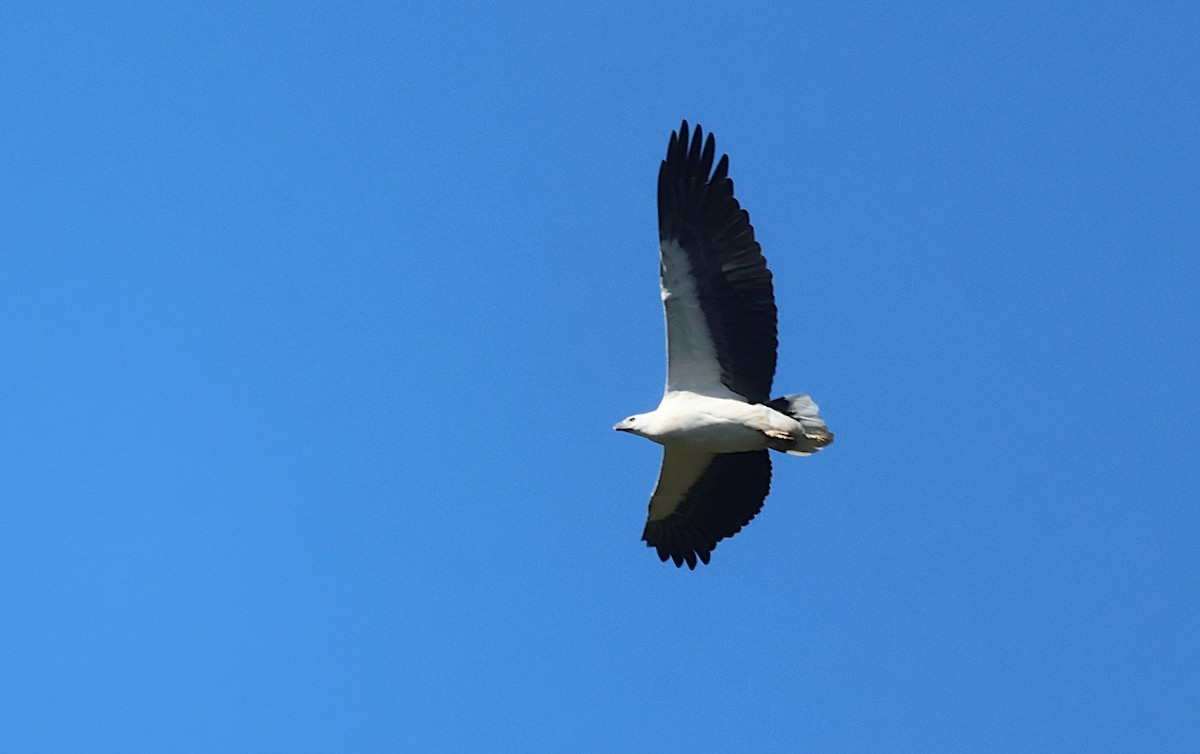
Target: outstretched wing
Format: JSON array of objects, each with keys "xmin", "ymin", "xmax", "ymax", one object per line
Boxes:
[
  {"xmin": 642, "ymin": 448, "xmax": 772, "ymax": 569},
  {"xmin": 658, "ymin": 120, "xmax": 777, "ymax": 403}
]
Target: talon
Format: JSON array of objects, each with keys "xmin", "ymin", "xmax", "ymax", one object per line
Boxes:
[{"xmin": 806, "ymin": 431, "xmax": 833, "ymax": 447}]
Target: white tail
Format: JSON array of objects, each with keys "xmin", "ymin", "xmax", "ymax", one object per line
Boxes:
[{"xmin": 765, "ymin": 393, "xmax": 834, "ymax": 456}]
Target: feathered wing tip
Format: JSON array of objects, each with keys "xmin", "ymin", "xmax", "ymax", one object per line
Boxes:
[{"xmin": 766, "ymin": 393, "xmax": 834, "ymax": 456}]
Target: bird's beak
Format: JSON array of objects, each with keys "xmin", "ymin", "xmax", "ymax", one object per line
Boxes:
[{"xmin": 613, "ymin": 423, "xmax": 629, "ymax": 432}]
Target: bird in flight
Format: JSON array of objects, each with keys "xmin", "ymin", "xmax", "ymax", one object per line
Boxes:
[{"xmin": 614, "ymin": 121, "xmax": 834, "ymax": 569}]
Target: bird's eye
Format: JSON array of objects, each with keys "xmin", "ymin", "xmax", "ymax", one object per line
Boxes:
[{"xmin": 627, "ymin": 417, "xmax": 636, "ymax": 423}]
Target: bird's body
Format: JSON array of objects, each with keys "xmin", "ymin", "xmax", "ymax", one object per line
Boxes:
[
  {"xmin": 618, "ymin": 392, "xmax": 807, "ymax": 453},
  {"xmin": 615, "ymin": 121, "xmax": 834, "ymax": 568}
]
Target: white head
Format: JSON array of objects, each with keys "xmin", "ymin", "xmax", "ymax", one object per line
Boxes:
[{"xmin": 613, "ymin": 413, "xmax": 650, "ymax": 437}]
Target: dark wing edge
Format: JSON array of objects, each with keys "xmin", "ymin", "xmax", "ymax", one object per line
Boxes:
[
  {"xmin": 642, "ymin": 450, "xmax": 773, "ymax": 569},
  {"xmin": 657, "ymin": 120, "xmax": 778, "ymax": 403}
]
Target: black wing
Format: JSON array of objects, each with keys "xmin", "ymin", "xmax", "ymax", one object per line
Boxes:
[
  {"xmin": 642, "ymin": 449, "xmax": 773, "ymax": 569},
  {"xmin": 657, "ymin": 120, "xmax": 777, "ymax": 403}
]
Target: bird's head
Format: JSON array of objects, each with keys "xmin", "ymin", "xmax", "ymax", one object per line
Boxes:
[{"xmin": 613, "ymin": 414, "xmax": 647, "ymax": 436}]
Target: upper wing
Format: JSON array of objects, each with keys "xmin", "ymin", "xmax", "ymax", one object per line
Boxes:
[
  {"xmin": 658, "ymin": 121, "xmax": 777, "ymax": 403},
  {"xmin": 642, "ymin": 448, "xmax": 772, "ymax": 569}
]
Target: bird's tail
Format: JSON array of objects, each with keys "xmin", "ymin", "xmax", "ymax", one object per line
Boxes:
[{"xmin": 764, "ymin": 393, "xmax": 834, "ymax": 456}]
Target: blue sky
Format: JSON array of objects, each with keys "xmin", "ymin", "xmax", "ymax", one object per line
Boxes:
[{"xmin": 3, "ymin": 0, "xmax": 1198, "ymax": 750}]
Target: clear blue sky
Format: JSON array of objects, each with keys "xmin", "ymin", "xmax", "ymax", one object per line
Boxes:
[{"xmin": 3, "ymin": 1, "xmax": 1198, "ymax": 750}]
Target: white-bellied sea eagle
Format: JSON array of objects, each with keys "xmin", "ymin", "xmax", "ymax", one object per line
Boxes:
[{"xmin": 614, "ymin": 121, "xmax": 834, "ymax": 568}]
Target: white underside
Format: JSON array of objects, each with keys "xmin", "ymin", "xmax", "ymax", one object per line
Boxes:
[{"xmin": 638, "ymin": 391, "xmax": 800, "ymax": 453}]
